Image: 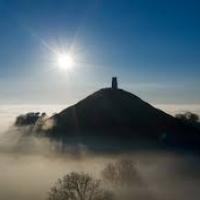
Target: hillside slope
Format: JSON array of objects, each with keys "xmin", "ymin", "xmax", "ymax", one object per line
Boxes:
[{"xmin": 43, "ymin": 88, "xmax": 200, "ymax": 150}]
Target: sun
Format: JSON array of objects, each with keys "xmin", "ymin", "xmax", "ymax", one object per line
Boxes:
[{"xmin": 57, "ymin": 53, "xmax": 74, "ymax": 70}]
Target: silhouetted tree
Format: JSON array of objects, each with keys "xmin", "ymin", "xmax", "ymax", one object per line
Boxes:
[
  {"xmin": 15, "ymin": 112, "xmax": 47, "ymax": 127},
  {"xmin": 175, "ymin": 112, "xmax": 199, "ymax": 123},
  {"xmin": 102, "ymin": 159, "xmax": 140, "ymax": 186},
  {"xmin": 48, "ymin": 172, "xmax": 113, "ymax": 200}
]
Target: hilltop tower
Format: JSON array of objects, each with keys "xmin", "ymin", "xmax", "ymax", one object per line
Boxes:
[{"xmin": 112, "ymin": 77, "xmax": 118, "ymax": 89}]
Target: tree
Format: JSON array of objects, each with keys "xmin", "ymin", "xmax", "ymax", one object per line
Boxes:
[
  {"xmin": 175, "ymin": 112, "xmax": 199, "ymax": 123},
  {"xmin": 14, "ymin": 112, "xmax": 47, "ymax": 127},
  {"xmin": 48, "ymin": 172, "xmax": 113, "ymax": 200},
  {"xmin": 102, "ymin": 159, "xmax": 140, "ymax": 186}
]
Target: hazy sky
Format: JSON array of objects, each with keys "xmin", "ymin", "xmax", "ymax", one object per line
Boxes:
[{"xmin": 0, "ymin": 0, "xmax": 200, "ymax": 104}]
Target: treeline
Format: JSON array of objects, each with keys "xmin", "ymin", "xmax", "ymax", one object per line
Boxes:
[
  {"xmin": 175, "ymin": 112, "xmax": 200, "ymax": 130},
  {"xmin": 15, "ymin": 112, "xmax": 47, "ymax": 127}
]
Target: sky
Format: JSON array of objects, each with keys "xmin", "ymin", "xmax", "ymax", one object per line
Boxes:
[{"xmin": 0, "ymin": 0, "xmax": 200, "ymax": 105}]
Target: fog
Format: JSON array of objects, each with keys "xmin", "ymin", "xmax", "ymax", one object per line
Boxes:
[{"xmin": 1, "ymin": 104, "xmax": 200, "ymax": 200}]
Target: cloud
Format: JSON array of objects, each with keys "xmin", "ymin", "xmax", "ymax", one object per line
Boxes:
[{"xmin": 0, "ymin": 104, "xmax": 200, "ymax": 200}]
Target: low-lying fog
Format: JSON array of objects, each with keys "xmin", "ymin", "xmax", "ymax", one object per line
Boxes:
[{"xmin": 1, "ymin": 104, "xmax": 200, "ymax": 200}]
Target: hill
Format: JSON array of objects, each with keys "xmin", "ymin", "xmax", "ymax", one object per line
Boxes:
[{"xmin": 43, "ymin": 86, "xmax": 200, "ymax": 151}]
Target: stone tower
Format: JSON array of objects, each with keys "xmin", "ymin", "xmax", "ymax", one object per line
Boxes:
[{"xmin": 112, "ymin": 77, "xmax": 118, "ymax": 89}]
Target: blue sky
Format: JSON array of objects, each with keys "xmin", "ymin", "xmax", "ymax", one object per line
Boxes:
[{"xmin": 0, "ymin": 0, "xmax": 200, "ymax": 104}]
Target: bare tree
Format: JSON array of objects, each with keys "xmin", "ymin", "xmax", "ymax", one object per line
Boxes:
[
  {"xmin": 101, "ymin": 163, "xmax": 117, "ymax": 185},
  {"xmin": 48, "ymin": 172, "xmax": 113, "ymax": 200},
  {"xmin": 102, "ymin": 159, "xmax": 141, "ymax": 186}
]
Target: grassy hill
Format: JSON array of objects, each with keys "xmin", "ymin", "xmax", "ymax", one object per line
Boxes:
[{"xmin": 42, "ymin": 88, "xmax": 200, "ymax": 151}]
